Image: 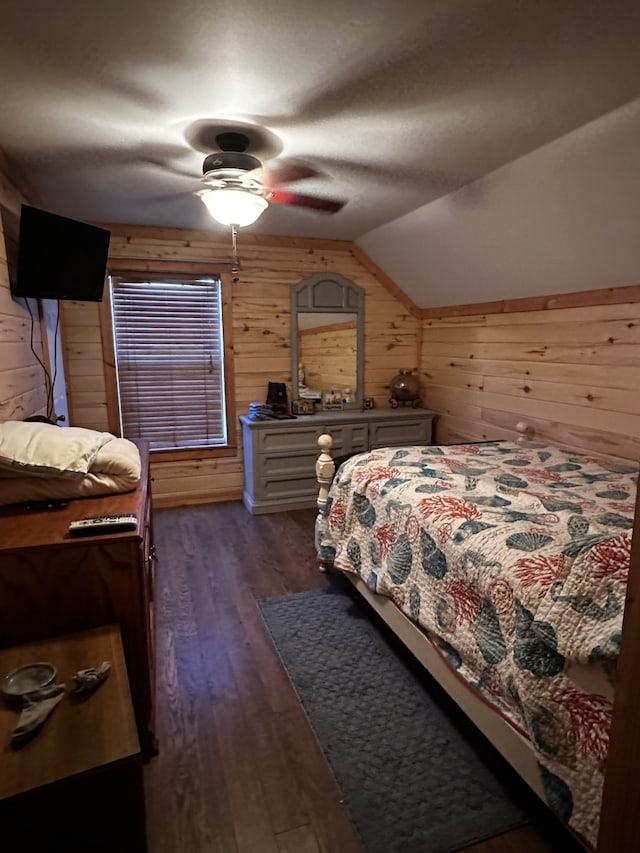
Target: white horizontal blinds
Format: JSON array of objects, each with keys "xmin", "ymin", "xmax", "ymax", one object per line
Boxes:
[{"xmin": 111, "ymin": 278, "xmax": 227, "ymax": 450}]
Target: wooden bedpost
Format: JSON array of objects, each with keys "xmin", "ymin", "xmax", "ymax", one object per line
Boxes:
[
  {"xmin": 315, "ymin": 433, "xmax": 335, "ymax": 572},
  {"xmin": 515, "ymin": 421, "xmax": 534, "ymax": 444}
]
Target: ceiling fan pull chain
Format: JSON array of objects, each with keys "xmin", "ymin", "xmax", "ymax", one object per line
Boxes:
[{"xmin": 231, "ymin": 224, "xmax": 240, "ymax": 275}]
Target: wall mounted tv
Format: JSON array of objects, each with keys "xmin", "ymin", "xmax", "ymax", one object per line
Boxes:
[{"xmin": 11, "ymin": 205, "xmax": 111, "ymax": 302}]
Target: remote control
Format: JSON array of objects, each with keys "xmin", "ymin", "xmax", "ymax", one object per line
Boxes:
[{"xmin": 69, "ymin": 514, "xmax": 138, "ymax": 536}]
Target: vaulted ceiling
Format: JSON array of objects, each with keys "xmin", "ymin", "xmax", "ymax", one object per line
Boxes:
[{"xmin": 2, "ymin": 1, "xmax": 640, "ymax": 307}]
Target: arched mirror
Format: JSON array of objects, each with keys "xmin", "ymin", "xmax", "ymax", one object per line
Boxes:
[{"xmin": 291, "ymin": 273, "xmax": 364, "ymax": 410}]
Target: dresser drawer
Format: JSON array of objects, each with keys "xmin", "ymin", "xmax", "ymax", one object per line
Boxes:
[
  {"xmin": 319, "ymin": 424, "xmax": 367, "ymax": 454},
  {"xmin": 343, "ymin": 424, "xmax": 368, "ymax": 452},
  {"xmin": 259, "ymin": 425, "xmax": 323, "ymax": 453},
  {"xmin": 258, "ymin": 425, "xmax": 356, "ymax": 455},
  {"xmin": 261, "ymin": 473, "xmax": 319, "ymax": 500},
  {"xmin": 260, "ymin": 450, "xmax": 319, "ymax": 479},
  {"xmin": 369, "ymin": 418, "xmax": 432, "ymax": 448}
]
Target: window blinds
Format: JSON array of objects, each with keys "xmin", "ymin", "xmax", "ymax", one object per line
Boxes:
[{"xmin": 110, "ymin": 278, "xmax": 227, "ymax": 450}]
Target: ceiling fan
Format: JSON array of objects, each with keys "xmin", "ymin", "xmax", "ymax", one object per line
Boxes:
[{"xmin": 195, "ymin": 131, "xmax": 345, "ymax": 228}]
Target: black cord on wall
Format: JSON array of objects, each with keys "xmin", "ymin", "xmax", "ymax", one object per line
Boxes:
[
  {"xmin": 49, "ymin": 303, "xmax": 61, "ymax": 419},
  {"xmin": 24, "ymin": 297, "xmax": 54, "ymax": 420}
]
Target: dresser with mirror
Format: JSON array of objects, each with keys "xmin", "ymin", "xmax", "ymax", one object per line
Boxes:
[
  {"xmin": 240, "ymin": 273, "xmax": 436, "ymax": 514},
  {"xmin": 291, "ymin": 272, "xmax": 365, "ymax": 410}
]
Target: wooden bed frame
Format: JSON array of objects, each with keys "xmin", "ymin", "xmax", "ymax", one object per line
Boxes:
[{"xmin": 315, "ymin": 428, "xmax": 640, "ymax": 852}]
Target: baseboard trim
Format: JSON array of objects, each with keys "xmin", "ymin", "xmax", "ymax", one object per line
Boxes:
[{"xmin": 152, "ymin": 489, "xmax": 243, "ymax": 509}]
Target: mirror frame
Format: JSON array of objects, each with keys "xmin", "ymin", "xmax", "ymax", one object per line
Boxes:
[{"xmin": 291, "ymin": 272, "xmax": 365, "ymax": 410}]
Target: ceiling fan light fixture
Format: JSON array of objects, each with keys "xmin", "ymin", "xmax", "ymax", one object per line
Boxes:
[{"xmin": 197, "ymin": 187, "xmax": 268, "ymax": 227}]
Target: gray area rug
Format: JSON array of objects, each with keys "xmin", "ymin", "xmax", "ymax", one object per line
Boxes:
[{"xmin": 258, "ymin": 586, "xmax": 527, "ymax": 853}]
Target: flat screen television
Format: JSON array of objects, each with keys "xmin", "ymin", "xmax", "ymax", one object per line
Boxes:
[{"xmin": 12, "ymin": 205, "xmax": 111, "ymax": 301}]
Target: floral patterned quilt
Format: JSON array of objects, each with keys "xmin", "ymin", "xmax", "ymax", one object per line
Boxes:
[{"xmin": 317, "ymin": 440, "xmax": 638, "ymax": 848}]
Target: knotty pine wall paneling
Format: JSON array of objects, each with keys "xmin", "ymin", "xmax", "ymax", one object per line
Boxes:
[
  {"xmin": 419, "ymin": 288, "xmax": 640, "ymax": 462},
  {"xmin": 61, "ymin": 224, "xmax": 421, "ymax": 507},
  {"xmin": 0, "ymin": 154, "xmax": 50, "ymax": 422},
  {"xmin": 58, "ymin": 301, "xmax": 108, "ymax": 431}
]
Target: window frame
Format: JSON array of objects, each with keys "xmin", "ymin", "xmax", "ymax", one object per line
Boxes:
[{"xmin": 99, "ymin": 262, "xmax": 236, "ymax": 461}]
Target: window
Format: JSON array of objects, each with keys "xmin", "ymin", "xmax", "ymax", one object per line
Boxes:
[{"xmin": 110, "ymin": 275, "xmax": 233, "ymax": 452}]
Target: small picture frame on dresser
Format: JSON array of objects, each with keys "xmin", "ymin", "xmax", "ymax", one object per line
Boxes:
[
  {"xmin": 323, "ymin": 390, "xmax": 343, "ymax": 410},
  {"xmin": 292, "ymin": 399, "xmax": 316, "ymax": 415}
]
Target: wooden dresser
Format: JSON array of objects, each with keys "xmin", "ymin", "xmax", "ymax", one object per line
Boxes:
[
  {"xmin": 0, "ymin": 443, "xmax": 156, "ymax": 756},
  {"xmin": 240, "ymin": 408, "xmax": 436, "ymax": 514}
]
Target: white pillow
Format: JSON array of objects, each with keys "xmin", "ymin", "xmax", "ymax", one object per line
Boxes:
[{"xmin": 0, "ymin": 421, "xmax": 114, "ymax": 479}]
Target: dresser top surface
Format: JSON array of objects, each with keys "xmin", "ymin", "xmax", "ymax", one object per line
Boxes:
[{"xmin": 240, "ymin": 408, "xmax": 437, "ymax": 430}]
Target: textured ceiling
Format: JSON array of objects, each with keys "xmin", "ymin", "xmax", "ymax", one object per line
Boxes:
[{"xmin": 1, "ymin": 1, "xmax": 639, "ymax": 248}]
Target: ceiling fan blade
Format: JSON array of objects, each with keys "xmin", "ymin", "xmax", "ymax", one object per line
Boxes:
[
  {"xmin": 267, "ymin": 189, "xmax": 344, "ymax": 213},
  {"xmin": 147, "ymin": 190, "xmax": 195, "ymax": 204},
  {"xmin": 253, "ymin": 161, "xmax": 320, "ymax": 187}
]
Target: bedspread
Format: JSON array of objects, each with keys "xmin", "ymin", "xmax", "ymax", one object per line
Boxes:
[{"xmin": 317, "ymin": 440, "xmax": 638, "ymax": 847}]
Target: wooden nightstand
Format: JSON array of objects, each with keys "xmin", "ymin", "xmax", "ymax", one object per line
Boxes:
[{"xmin": 0, "ymin": 625, "xmax": 147, "ymax": 852}]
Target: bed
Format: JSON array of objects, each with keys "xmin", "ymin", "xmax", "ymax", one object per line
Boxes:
[{"xmin": 314, "ymin": 429, "xmax": 639, "ymax": 851}]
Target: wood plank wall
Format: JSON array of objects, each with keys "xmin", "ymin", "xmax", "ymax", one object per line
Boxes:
[
  {"xmin": 61, "ymin": 224, "xmax": 420, "ymax": 507},
  {"xmin": 419, "ymin": 291, "xmax": 640, "ymax": 462},
  {"xmin": 0, "ymin": 154, "xmax": 49, "ymax": 422}
]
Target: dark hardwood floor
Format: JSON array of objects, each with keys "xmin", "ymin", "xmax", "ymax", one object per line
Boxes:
[{"xmin": 144, "ymin": 501, "xmax": 585, "ymax": 853}]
